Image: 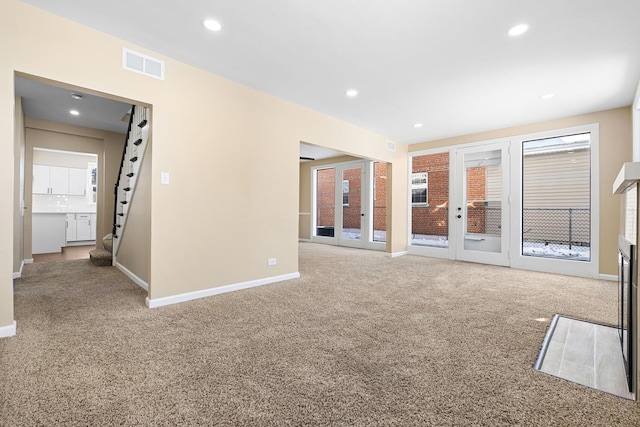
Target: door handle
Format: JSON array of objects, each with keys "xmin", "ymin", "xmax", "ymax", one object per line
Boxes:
[{"xmin": 457, "ymin": 215, "xmax": 462, "ymax": 219}]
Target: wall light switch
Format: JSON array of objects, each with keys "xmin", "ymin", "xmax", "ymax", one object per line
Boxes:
[
  {"xmin": 268, "ymin": 258, "xmax": 277, "ymax": 266},
  {"xmin": 161, "ymin": 172, "xmax": 170, "ymax": 185}
]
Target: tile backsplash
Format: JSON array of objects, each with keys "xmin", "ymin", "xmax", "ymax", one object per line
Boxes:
[{"xmin": 32, "ymin": 194, "xmax": 96, "ymax": 213}]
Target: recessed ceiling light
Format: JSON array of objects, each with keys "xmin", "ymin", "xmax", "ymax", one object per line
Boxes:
[
  {"xmin": 70, "ymin": 93, "xmax": 83, "ymax": 100},
  {"xmin": 540, "ymin": 93, "xmax": 555, "ymax": 100},
  {"xmin": 508, "ymin": 23, "xmax": 529, "ymax": 37},
  {"xmin": 69, "ymin": 110, "xmax": 80, "ymax": 116},
  {"xmin": 202, "ymin": 18, "xmax": 223, "ymax": 32},
  {"xmin": 414, "ymin": 123, "xmax": 423, "ymax": 128},
  {"xmin": 346, "ymin": 89, "xmax": 358, "ymax": 97}
]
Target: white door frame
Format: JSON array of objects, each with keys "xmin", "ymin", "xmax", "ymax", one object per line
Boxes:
[
  {"xmin": 311, "ymin": 160, "xmax": 384, "ymax": 251},
  {"xmin": 407, "ymin": 148, "xmax": 454, "ymax": 259},
  {"xmin": 509, "ymin": 124, "xmax": 600, "ymax": 278},
  {"xmin": 454, "ymin": 141, "xmax": 511, "ymax": 267},
  {"xmin": 407, "ymin": 124, "xmax": 600, "ymax": 278},
  {"xmin": 337, "ymin": 162, "xmax": 366, "ymax": 249}
]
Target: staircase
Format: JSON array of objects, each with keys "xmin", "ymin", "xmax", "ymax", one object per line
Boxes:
[{"xmin": 90, "ymin": 104, "xmax": 150, "ymax": 266}]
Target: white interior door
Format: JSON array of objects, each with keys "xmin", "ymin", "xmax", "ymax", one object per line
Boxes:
[{"xmin": 454, "ymin": 142, "xmax": 510, "ymax": 266}]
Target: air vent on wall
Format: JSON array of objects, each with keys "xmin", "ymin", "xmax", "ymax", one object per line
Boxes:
[
  {"xmin": 123, "ymin": 48, "xmax": 164, "ymax": 80},
  {"xmin": 386, "ymin": 140, "xmax": 396, "ymax": 152}
]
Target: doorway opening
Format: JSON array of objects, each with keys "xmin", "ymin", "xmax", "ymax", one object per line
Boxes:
[
  {"xmin": 309, "ymin": 160, "xmax": 387, "ymax": 251},
  {"xmin": 31, "ymin": 148, "xmax": 99, "ymax": 259}
]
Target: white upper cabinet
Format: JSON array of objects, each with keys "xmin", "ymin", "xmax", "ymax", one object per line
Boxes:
[
  {"xmin": 49, "ymin": 166, "xmax": 69, "ymax": 194},
  {"xmin": 68, "ymin": 168, "xmax": 87, "ymax": 196},
  {"xmin": 33, "ymin": 165, "xmax": 87, "ymax": 196},
  {"xmin": 32, "ymin": 164, "xmax": 50, "ymax": 194},
  {"xmin": 33, "ymin": 165, "xmax": 69, "ymax": 194}
]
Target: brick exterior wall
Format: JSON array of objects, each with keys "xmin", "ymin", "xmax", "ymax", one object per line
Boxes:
[
  {"xmin": 315, "ymin": 163, "xmax": 388, "ymax": 234},
  {"xmin": 318, "ymin": 156, "xmax": 489, "ymax": 238},
  {"xmin": 316, "ymin": 168, "xmax": 335, "ymax": 227},
  {"xmin": 411, "ymin": 153, "xmax": 449, "ymax": 236},
  {"xmin": 373, "ymin": 162, "xmax": 387, "ymax": 232},
  {"xmin": 342, "ymin": 167, "xmax": 362, "ymax": 229}
]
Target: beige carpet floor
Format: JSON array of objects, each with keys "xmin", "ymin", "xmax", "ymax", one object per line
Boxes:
[{"xmin": 1, "ymin": 242, "xmax": 639, "ymax": 426}]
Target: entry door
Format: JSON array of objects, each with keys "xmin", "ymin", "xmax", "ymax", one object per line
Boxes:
[
  {"xmin": 454, "ymin": 143, "xmax": 510, "ymax": 266},
  {"xmin": 338, "ymin": 163, "xmax": 365, "ymax": 248}
]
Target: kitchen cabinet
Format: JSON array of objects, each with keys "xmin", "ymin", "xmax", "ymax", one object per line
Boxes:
[
  {"xmin": 68, "ymin": 168, "xmax": 87, "ymax": 196},
  {"xmin": 33, "ymin": 165, "xmax": 87, "ymax": 196},
  {"xmin": 65, "ymin": 213, "xmax": 97, "ymax": 243},
  {"xmin": 33, "ymin": 165, "xmax": 70, "ymax": 195},
  {"xmin": 90, "ymin": 213, "xmax": 97, "ymax": 240},
  {"xmin": 32, "ymin": 165, "xmax": 50, "ymax": 194},
  {"xmin": 32, "ymin": 213, "xmax": 66, "ymax": 254},
  {"xmin": 76, "ymin": 214, "xmax": 92, "ymax": 240},
  {"xmin": 65, "ymin": 214, "xmax": 77, "ymax": 241},
  {"xmin": 50, "ymin": 167, "xmax": 69, "ymax": 194}
]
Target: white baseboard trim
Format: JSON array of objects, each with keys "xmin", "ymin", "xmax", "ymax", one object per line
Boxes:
[
  {"xmin": 13, "ymin": 260, "xmax": 24, "ymax": 279},
  {"xmin": 599, "ymin": 274, "xmax": 617, "ymax": 282},
  {"xmin": 388, "ymin": 251, "xmax": 408, "ymax": 258},
  {"xmin": 146, "ymin": 272, "xmax": 301, "ymax": 309},
  {"xmin": 0, "ymin": 321, "xmax": 17, "ymax": 338},
  {"xmin": 24, "ymin": 258, "xmax": 33, "ymax": 264},
  {"xmin": 115, "ymin": 261, "xmax": 149, "ymax": 291}
]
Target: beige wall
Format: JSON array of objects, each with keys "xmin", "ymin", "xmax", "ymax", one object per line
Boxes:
[
  {"xmin": 0, "ymin": 0, "xmax": 408, "ymax": 328},
  {"xmin": 23, "ymin": 119, "xmax": 124, "ymax": 260},
  {"xmin": 13, "ymin": 97, "xmax": 25, "ymax": 276},
  {"xmin": 411, "ymin": 107, "xmax": 633, "ymax": 276},
  {"xmin": 116, "ymin": 143, "xmax": 151, "ymax": 283}
]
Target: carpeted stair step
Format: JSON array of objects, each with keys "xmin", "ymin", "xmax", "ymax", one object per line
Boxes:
[
  {"xmin": 103, "ymin": 234, "xmax": 113, "ymax": 253},
  {"xmin": 89, "ymin": 249, "xmax": 112, "ymax": 266}
]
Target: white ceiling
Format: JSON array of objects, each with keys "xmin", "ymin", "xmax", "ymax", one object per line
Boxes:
[
  {"xmin": 16, "ymin": 0, "xmax": 640, "ymax": 148},
  {"xmin": 15, "ymin": 77, "xmax": 132, "ymax": 134}
]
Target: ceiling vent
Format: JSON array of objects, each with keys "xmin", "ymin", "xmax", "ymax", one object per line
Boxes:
[
  {"xmin": 122, "ymin": 48, "xmax": 164, "ymax": 80},
  {"xmin": 386, "ymin": 140, "xmax": 396, "ymax": 152}
]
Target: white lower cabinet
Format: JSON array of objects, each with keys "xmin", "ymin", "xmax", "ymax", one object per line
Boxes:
[
  {"xmin": 90, "ymin": 213, "xmax": 97, "ymax": 240},
  {"xmin": 65, "ymin": 213, "xmax": 97, "ymax": 243},
  {"xmin": 66, "ymin": 214, "xmax": 77, "ymax": 242},
  {"xmin": 33, "ymin": 214, "xmax": 66, "ymax": 254},
  {"xmin": 76, "ymin": 214, "xmax": 91, "ymax": 240}
]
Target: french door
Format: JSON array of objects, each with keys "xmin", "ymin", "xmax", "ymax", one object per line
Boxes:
[
  {"xmin": 312, "ymin": 161, "xmax": 366, "ymax": 249},
  {"xmin": 409, "ymin": 125, "xmax": 598, "ymax": 277},
  {"xmin": 454, "ymin": 142, "xmax": 510, "ymax": 266}
]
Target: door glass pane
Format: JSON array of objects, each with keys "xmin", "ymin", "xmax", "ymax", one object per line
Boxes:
[
  {"xmin": 315, "ymin": 168, "xmax": 335, "ymax": 237},
  {"xmin": 522, "ymin": 133, "xmax": 590, "ymax": 261},
  {"xmin": 373, "ymin": 162, "xmax": 387, "ymax": 242},
  {"xmin": 464, "ymin": 149, "xmax": 501, "ymax": 253},
  {"xmin": 342, "ymin": 167, "xmax": 362, "ymax": 240},
  {"xmin": 411, "ymin": 152, "xmax": 449, "ymax": 247}
]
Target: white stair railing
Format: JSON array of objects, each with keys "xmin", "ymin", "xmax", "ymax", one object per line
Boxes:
[{"xmin": 112, "ymin": 105, "xmax": 150, "ymax": 256}]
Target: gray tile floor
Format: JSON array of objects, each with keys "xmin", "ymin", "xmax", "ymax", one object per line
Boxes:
[{"xmin": 536, "ymin": 316, "xmax": 634, "ymax": 400}]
